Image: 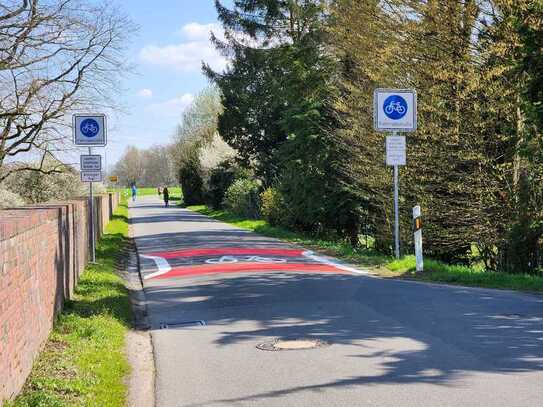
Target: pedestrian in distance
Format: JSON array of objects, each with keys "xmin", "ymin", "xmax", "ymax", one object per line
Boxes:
[
  {"xmin": 163, "ymin": 186, "xmax": 169, "ymax": 208},
  {"xmin": 131, "ymin": 184, "xmax": 137, "ymax": 202},
  {"xmin": 157, "ymin": 186, "xmax": 162, "ymax": 196}
]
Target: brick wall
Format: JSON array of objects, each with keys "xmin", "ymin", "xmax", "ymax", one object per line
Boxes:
[{"xmin": 0, "ymin": 193, "xmax": 120, "ymax": 402}]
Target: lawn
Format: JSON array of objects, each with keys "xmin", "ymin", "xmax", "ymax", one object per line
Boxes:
[
  {"xmin": 116, "ymin": 187, "xmax": 182, "ymax": 202},
  {"xmin": 8, "ymin": 198, "xmax": 132, "ymax": 406},
  {"xmin": 188, "ymin": 205, "xmax": 543, "ymax": 293}
]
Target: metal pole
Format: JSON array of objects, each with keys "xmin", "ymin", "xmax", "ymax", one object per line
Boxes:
[
  {"xmin": 89, "ymin": 146, "xmax": 96, "ymax": 263},
  {"xmin": 394, "ymin": 163, "xmax": 400, "ymax": 259}
]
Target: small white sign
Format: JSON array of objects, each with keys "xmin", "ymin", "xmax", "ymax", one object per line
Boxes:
[
  {"xmin": 386, "ymin": 136, "xmax": 406, "ymax": 166},
  {"xmin": 73, "ymin": 114, "xmax": 107, "ymax": 146},
  {"xmin": 80, "ymin": 155, "xmax": 102, "ymax": 172},
  {"xmin": 374, "ymin": 89, "xmax": 417, "ymax": 132},
  {"xmin": 81, "ymin": 171, "xmax": 102, "ymax": 182}
]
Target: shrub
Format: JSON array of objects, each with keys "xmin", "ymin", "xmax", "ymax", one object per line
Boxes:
[
  {"xmin": 223, "ymin": 178, "xmax": 260, "ymax": 218},
  {"xmin": 3, "ymin": 166, "xmax": 86, "ymax": 204},
  {"xmin": 179, "ymin": 158, "xmax": 205, "ymax": 205},
  {"xmin": 205, "ymin": 159, "xmax": 250, "ymax": 209},
  {"xmin": 0, "ymin": 188, "xmax": 25, "ymax": 208},
  {"xmin": 260, "ymin": 187, "xmax": 288, "ymax": 226}
]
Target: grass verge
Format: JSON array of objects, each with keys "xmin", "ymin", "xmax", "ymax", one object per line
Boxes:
[
  {"xmin": 8, "ymin": 200, "xmax": 132, "ymax": 407},
  {"xmin": 188, "ymin": 205, "xmax": 543, "ymax": 293}
]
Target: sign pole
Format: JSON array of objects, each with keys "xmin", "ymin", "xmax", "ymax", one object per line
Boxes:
[
  {"xmin": 393, "ymin": 132, "xmax": 400, "ymax": 259},
  {"xmin": 88, "ymin": 146, "xmax": 96, "ymax": 263},
  {"xmin": 374, "ymin": 89, "xmax": 417, "ymax": 260}
]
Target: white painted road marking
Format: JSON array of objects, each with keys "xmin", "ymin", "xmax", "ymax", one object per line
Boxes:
[{"xmin": 140, "ymin": 255, "xmax": 172, "ymax": 280}]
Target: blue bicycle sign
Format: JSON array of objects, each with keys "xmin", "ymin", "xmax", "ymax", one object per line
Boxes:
[
  {"xmin": 80, "ymin": 118, "xmax": 100, "ymax": 138},
  {"xmin": 383, "ymin": 95, "xmax": 408, "ymax": 120},
  {"xmin": 73, "ymin": 114, "xmax": 107, "ymax": 146}
]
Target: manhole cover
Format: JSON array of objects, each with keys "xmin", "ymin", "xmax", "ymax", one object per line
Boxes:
[{"xmin": 256, "ymin": 338, "xmax": 329, "ymax": 351}]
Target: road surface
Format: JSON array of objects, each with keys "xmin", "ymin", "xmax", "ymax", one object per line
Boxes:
[{"xmin": 130, "ymin": 196, "xmax": 543, "ymax": 407}]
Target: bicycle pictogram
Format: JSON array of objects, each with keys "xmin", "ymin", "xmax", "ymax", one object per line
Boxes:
[
  {"xmin": 383, "ymin": 95, "xmax": 408, "ymax": 120},
  {"xmin": 205, "ymin": 256, "xmax": 288, "ymax": 264},
  {"xmin": 80, "ymin": 118, "xmax": 100, "ymax": 138}
]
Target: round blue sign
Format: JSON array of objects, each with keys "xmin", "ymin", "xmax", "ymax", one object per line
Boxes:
[
  {"xmin": 80, "ymin": 118, "xmax": 100, "ymax": 138},
  {"xmin": 383, "ymin": 95, "xmax": 408, "ymax": 120}
]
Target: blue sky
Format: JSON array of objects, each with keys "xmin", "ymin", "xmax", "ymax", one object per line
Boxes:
[{"xmin": 102, "ymin": 0, "xmax": 231, "ymax": 168}]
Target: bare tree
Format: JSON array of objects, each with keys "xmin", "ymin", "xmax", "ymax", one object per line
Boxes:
[
  {"xmin": 0, "ymin": 0, "xmax": 136, "ymax": 181},
  {"xmin": 112, "ymin": 145, "xmax": 144, "ymax": 187},
  {"xmin": 141, "ymin": 145, "xmax": 176, "ymax": 187}
]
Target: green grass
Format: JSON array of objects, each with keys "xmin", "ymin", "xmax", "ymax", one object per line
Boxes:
[
  {"xmin": 388, "ymin": 255, "xmax": 543, "ymax": 292},
  {"xmin": 188, "ymin": 205, "xmax": 543, "ymax": 293},
  {"xmin": 116, "ymin": 187, "xmax": 182, "ymax": 202},
  {"xmin": 8, "ymin": 199, "xmax": 132, "ymax": 407}
]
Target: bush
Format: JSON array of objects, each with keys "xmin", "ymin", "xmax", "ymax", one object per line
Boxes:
[
  {"xmin": 260, "ymin": 187, "xmax": 288, "ymax": 226},
  {"xmin": 223, "ymin": 178, "xmax": 260, "ymax": 218},
  {"xmin": 0, "ymin": 188, "xmax": 25, "ymax": 208},
  {"xmin": 204, "ymin": 159, "xmax": 250, "ymax": 209},
  {"xmin": 179, "ymin": 159, "xmax": 205, "ymax": 205},
  {"xmin": 3, "ymin": 166, "xmax": 86, "ymax": 204}
]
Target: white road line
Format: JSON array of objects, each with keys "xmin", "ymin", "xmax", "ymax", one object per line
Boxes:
[
  {"xmin": 140, "ymin": 255, "xmax": 172, "ymax": 280},
  {"xmin": 302, "ymin": 251, "xmax": 369, "ymax": 274}
]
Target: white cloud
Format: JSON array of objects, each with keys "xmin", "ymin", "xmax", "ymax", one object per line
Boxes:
[
  {"xmin": 145, "ymin": 93, "xmax": 194, "ymax": 118},
  {"xmin": 137, "ymin": 88, "xmax": 153, "ymax": 98},
  {"xmin": 178, "ymin": 22, "xmax": 222, "ymax": 41},
  {"xmin": 139, "ymin": 22, "xmax": 227, "ymax": 72}
]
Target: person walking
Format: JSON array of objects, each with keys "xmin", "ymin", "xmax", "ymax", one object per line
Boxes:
[
  {"xmin": 163, "ymin": 186, "xmax": 170, "ymax": 208},
  {"xmin": 131, "ymin": 184, "xmax": 137, "ymax": 202}
]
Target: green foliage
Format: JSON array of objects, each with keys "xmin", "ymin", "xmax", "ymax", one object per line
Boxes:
[
  {"xmin": 260, "ymin": 187, "xmax": 287, "ymax": 226},
  {"xmin": 204, "ymin": 0, "xmax": 543, "ymax": 273},
  {"xmin": 179, "ymin": 157, "xmax": 205, "ymax": 206},
  {"xmin": 208, "ymin": 0, "xmax": 363, "ymax": 243},
  {"xmin": 223, "ymin": 178, "xmax": 260, "ymax": 218},
  {"xmin": 204, "ymin": 159, "xmax": 249, "ymax": 209}
]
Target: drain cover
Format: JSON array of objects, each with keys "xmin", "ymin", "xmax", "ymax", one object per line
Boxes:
[
  {"xmin": 159, "ymin": 320, "xmax": 206, "ymax": 329},
  {"xmin": 256, "ymin": 338, "xmax": 329, "ymax": 351}
]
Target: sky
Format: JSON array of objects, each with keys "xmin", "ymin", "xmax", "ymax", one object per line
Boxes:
[{"xmin": 94, "ymin": 0, "xmax": 232, "ymax": 169}]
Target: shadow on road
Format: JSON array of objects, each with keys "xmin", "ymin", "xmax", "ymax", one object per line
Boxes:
[{"xmin": 132, "ymin": 206, "xmax": 543, "ymax": 405}]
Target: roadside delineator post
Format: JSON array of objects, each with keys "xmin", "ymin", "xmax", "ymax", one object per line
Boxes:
[{"xmin": 413, "ymin": 205, "xmax": 423, "ymax": 272}]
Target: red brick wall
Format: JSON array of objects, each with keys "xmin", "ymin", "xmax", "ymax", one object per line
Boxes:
[{"xmin": 0, "ymin": 193, "xmax": 120, "ymax": 402}]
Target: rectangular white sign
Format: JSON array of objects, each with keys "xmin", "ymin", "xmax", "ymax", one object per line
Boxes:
[
  {"xmin": 374, "ymin": 89, "xmax": 417, "ymax": 132},
  {"xmin": 73, "ymin": 114, "xmax": 107, "ymax": 146},
  {"xmin": 81, "ymin": 171, "xmax": 102, "ymax": 182},
  {"xmin": 80, "ymin": 154, "xmax": 102, "ymax": 171},
  {"xmin": 386, "ymin": 136, "xmax": 406, "ymax": 166}
]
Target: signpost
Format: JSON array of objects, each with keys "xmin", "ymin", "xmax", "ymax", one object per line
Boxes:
[
  {"xmin": 73, "ymin": 114, "xmax": 107, "ymax": 263},
  {"xmin": 374, "ymin": 89, "xmax": 417, "ymax": 258},
  {"xmin": 108, "ymin": 175, "xmax": 118, "ymax": 183}
]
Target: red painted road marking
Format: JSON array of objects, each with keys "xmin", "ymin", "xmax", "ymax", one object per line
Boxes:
[
  {"xmin": 141, "ymin": 248, "xmax": 368, "ymax": 280},
  {"xmin": 152, "ymin": 263, "xmax": 345, "ymax": 279},
  {"xmin": 146, "ymin": 248, "xmax": 305, "ymax": 259}
]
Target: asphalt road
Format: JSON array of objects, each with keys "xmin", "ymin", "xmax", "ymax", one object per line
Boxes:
[{"xmin": 130, "ymin": 196, "xmax": 543, "ymax": 407}]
